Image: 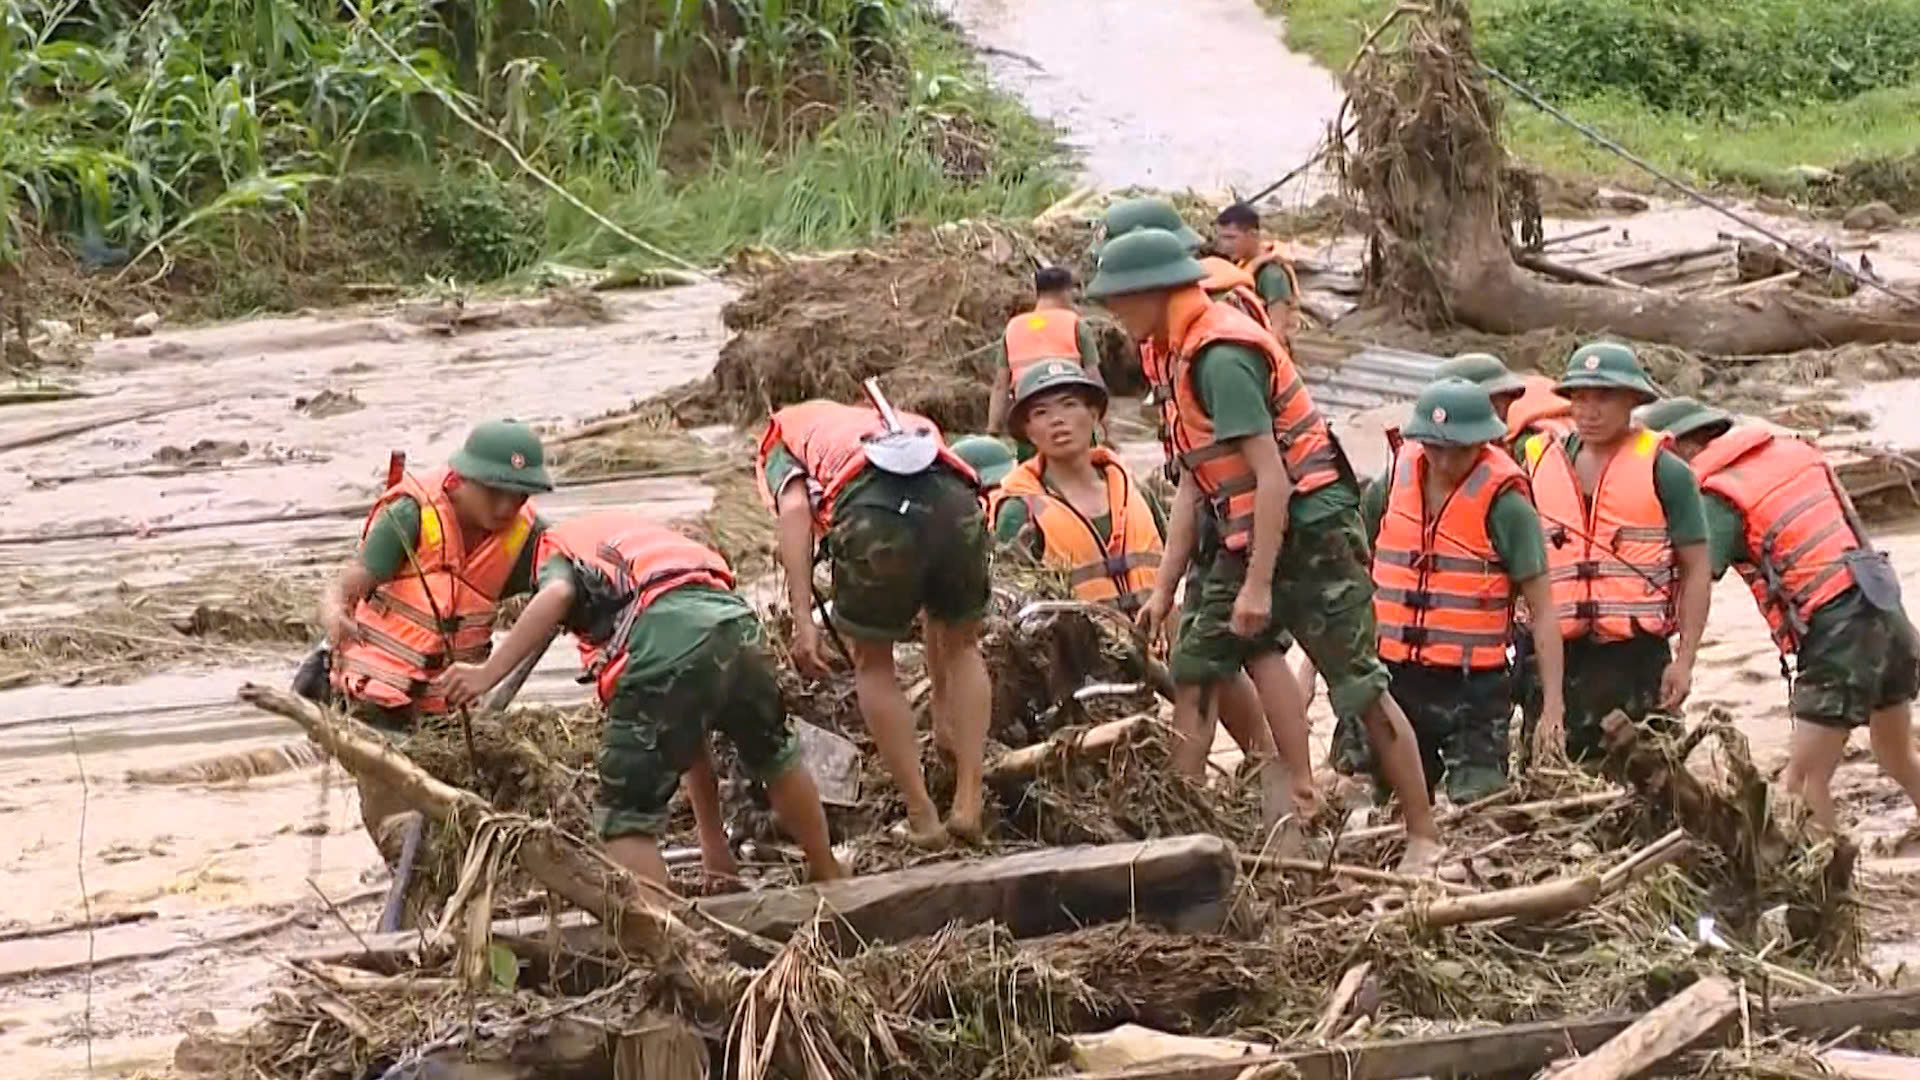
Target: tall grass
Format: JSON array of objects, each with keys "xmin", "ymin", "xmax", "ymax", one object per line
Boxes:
[{"xmin": 0, "ymin": 0, "xmax": 1063, "ymax": 294}]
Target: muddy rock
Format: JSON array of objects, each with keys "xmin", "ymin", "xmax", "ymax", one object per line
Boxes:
[
  {"xmin": 153, "ymin": 439, "xmax": 249, "ymax": 466},
  {"xmin": 1844, "ymin": 201, "xmax": 1902, "ymax": 232},
  {"xmin": 1596, "ymin": 189, "xmax": 1650, "ymax": 213},
  {"xmin": 1755, "ymin": 195, "xmax": 1800, "ymax": 217},
  {"xmin": 294, "ymin": 388, "xmax": 364, "ymax": 418}
]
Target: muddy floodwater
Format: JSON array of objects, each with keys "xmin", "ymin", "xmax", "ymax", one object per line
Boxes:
[{"xmin": 938, "ymin": 0, "xmax": 1343, "ymax": 196}]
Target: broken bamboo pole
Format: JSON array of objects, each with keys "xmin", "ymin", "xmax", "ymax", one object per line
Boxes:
[
  {"xmin": 1598, "ymin": 828, "xmax": 1690, "ymax": 894},
  {"xmin": 1240, "ymin": 854, "xmax": 1477, "ymax": 896},
  {"xmin": 235, "ymin": 684, "xmax": 741, "ymax": 1012},
  {"xmin": 1543, "ymin": 976, "xmax": 1737, "ymax": 1080},
  {"xmin": 986, "ymin": 716, "xmax": 1154, "ymax": 785},
  {"xmin": 1412, "ymin": 874, "xmax": 1600, "ymax": 928}
]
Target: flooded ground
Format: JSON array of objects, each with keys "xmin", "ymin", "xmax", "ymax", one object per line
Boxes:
[{"xmin": 937, "ymin": 0, "xmax": 1342, "ymax": 196}]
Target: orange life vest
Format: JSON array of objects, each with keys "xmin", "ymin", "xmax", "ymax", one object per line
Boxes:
[
  {"xmin": 1506, "ymin": 376, "xmax": 1574, "ymax": 443},
  {"xmin": 1003, "ymin": 308, "xmax": 1085, "ymax": 390},
  {"xmin": 991, "ymin": 448, "xmax": 1164, "ymax": 611},
  {"xmin": 535, "ymin": 514, "xmax": 735, "ymax": 704},
  {"xmin": 1373, "ymin": 444, "xmax": 1530, "ymax": 670},
  {"xmin": 1198, "ymin": 257, "xmax": 1271, "ymax": 330},
  {"xmin": 1690, "ymin": 426, "xmax": 1861, "ymax": 654},
  {"xmin": 754, "ymin": 400, "xmax": 977, "ymax": 531},
  {"xmin": 1240, "ymin": 241, "xmax": 1302, "ymax": 307},
  {"xmin": 332, "ymin": 468, "xmax": 538, "ymax": 714},
  {"xmin": 1523, "ymin": 429, "xmax": 1677, "ymax": 642},
  {"xmin": 1159, "ymin": 291, "xmax": 1340, "ymax": 551}
]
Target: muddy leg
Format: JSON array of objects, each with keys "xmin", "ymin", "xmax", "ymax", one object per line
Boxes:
[
  {"xmin": 605, "ymin": 835, "xmax": 673, "ymax": 892},
  {"xmin": 1211, "ymin": 670, "xmax": 1290, "ymax": 830},
  {"xmin": 1869, "ymin": 702, "xmax": 1920, "ymax": 817},
  {"xmin": 1361, "ymin": 692, "xmax": 1443, "ymax": 871},
  {"xmin": 1244, "ymin": 652, "xmax": 1321, "ymax": 818},
  {"xmin": 850, "ymin": 636, "xmax": 944, "ymax": 843},
  {"xmin": 1170, "ymin": 681, "xmax": 1218, "ymax": 778},
  {"xmin": 1785, "ymin": 721, "xmax": 1851, "ymax": 833},
  {"xmin": 927, "ymin": 617, "xmax": 989, "ymax": 842},
  {"xmin": 682, "ymin": 749, "xmax": 740, "ymax": 890},
  {"xmin": 764, "ymin": 764, "xmax": 844, "ymax": 881}
]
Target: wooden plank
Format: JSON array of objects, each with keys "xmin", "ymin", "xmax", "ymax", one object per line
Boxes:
[
  {"xmin": 1544, "ymin": 976, "xmax": 1736, "ymax": 1080},
  {"xmin": 1820, "ymin": 1049, "xmax": 1920, "ymax": 1080},
  {"xmin": 1035, "ymin": 987, "xmax": 1920, "ymax": 1080},
  {"xmin": 697, "ymin": 835, "xmax": 1236, "ymax": 954}
]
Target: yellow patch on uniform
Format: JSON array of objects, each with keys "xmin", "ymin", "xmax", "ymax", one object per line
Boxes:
[
  {"xmin": 1522, "ymin": 434, "xmax": 1546, "ymax": 467},
  {"xmin": 501, "ymin": 515, "xmax": 531, "ymax": 559},
  {"xmin": 1634, "ymin": 429, "xmax": 1662, "ymax": 456},
  {"xmin": 1025, "ymin": 314, "xmax": 1050, "ymax": 331},
  {"xmin": 420, "ymin": 504, "xmax": 444, "ymax": 549}
]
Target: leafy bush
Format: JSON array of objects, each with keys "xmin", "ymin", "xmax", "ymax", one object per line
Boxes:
[
  {"xmin": 415, "ymin": 165, "xmax": 542, "ymax": 280},
  {"xmin": 1480, "ymin": 0, "xmax": 1920, "ymax": 117}
]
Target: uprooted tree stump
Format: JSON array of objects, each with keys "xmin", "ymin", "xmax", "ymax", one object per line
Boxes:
[
  {"xmin": 1599, "ymin": 708, "xmax": 1858, "ymax": 955},
  {"xmin": 1334, "ymin": 0, "xmax": 1920, "ymax": 354}
]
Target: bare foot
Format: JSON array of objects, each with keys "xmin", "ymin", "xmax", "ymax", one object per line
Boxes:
[
  {"xmin": 945, "ymin": 812, "xmax": 985, "ymax": 846},
  {"xmin": 892, "ymin": 818, "xmax": 950, "ymax": 851},
  {"xmin": 808, "ymin": 858, "xmax": 850, "ymax": 883},
  {"xmin": 1396, "ymin": 835, "xmax": 1444, "ymax": 877}
]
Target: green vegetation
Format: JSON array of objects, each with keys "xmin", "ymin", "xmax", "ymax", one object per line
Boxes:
[
  {"xmin": 1, "ymin": 0, "xmax": 1063, "ymax": 320},
  {"xmin": 1273, "ymin": 0, "xmax": 1920, "ymax": 192}
]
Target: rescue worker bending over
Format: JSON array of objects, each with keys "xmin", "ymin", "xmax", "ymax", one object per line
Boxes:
[
  {"xmin": 1644, "ymin": 398, "xmax": 1920, "ymax": 834},
  {"xmin": 1520, "ymin": 343, "xmax": 1712, "ymax": 764},
  {"xmin": 1348, "ymin": 380, "xmax": 1566, "ymax": 803},
  {"xmin": 437, "ymin": 513, "xmax": 842, "ymax": 891},
  {"xmin": 1214, "ymin": 202, "xmax": 1301, "ymax": 341},
  {"xmin": 317, "ymin": 419, "xmax": 551, "ymax": 852},
  {"xmin": 761, "ymin": 400, "xmax": 992, "ymax": 847},
  {"xmin": 1093, "ymin": 229, "xmax": 1440, "ymax": 871},
  {"xmin": 988, "ymin": 265, "xmax": 1107, "ymax": 452}
]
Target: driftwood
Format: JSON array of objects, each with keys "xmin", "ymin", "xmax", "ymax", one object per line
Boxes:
[
  {"xmin": 986, "ymin": 716, "xmax": 1153, "ymax": 785},
  {"xmin": 1414, "ymin": 874, "xmax": 1600, "ymax": 928},
  {"xmin": 1338, "ymin": 0, "xmax": 1920, "ymax": 356},
  {"xmin": 698, "ymin": 835, "xmax": 1238, "ymax": 956},
  {"xmin": 1042, "ymin": 987, "xmax": 1920, "ymax": 1080},
  {"xmin": 1311, "ymin": 963, "xmax": 1375, "ymax": 1041},
  {"xmin": 1820, "ymin": 1049, "xmax": 1920, "ymax": 1080},
  {"xmin": 1543, "ymin": 976, "xmax": 1737, "ymax": 1080},
  {"xmin": 236, "ymin": 684, "xmax": 741, "ymax": 1013},
  {"xmin": 1240, "ymin": 854, "xmax": 1477, "ymax": 897},
  {"xmin": 1598, "ymin": 828, "xmax": 1690, "ymax": 894}
]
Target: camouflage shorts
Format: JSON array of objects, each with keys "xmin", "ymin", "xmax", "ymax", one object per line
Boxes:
[
  {"xmin": 828, "ymin": 470, "xmax": 990, "ymax": 640},
  {"xmin": 1174, "ymin": 531, "xmax": 1293, "ymax": 680},
  {"xmin": 1791, "ymin": 590, "xmax": 1920, "ymax": 729},
  {"xmin": 597, "ymin": 616, "xmax": 797, "ymax": 840},
  {"xmin": 1174, "ymin": 505, "xmax": 1388, "ymax": 723},
  {"xmin": 1520, "ymin": 633, "xmax": 1672, "ymax": 765},
  {"xmin": 1332, "ymin": 663, "xmax": 1513, "ymax": 804}
]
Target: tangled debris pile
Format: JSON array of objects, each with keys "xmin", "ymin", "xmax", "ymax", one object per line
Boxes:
[{"xmin": 201, "ymin": 672, "xmax": 1896, "ymax": 1080}]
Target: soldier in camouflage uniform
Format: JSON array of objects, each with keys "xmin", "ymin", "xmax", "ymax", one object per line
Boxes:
[
  {"xmin": 1345, "ymin": 381, "xmax": 1565, "ymax": 804},
  {"xmin": 762, "ymin": 401, "xmax": 993, "ymax": 847}
]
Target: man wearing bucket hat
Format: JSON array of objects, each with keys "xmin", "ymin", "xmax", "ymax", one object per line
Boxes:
[
  {"xmin": 1515, "ymin": 342, "xmax": 1712, "ymax": 765},
  {"xmin": 1431, "ymin": 353, "xmax": 1574, "ymax": 457},
  {"xmin": 1215, "ymin": 201, "xmax": 1301, "ymax": 338},
  {"xmin": 317, "ymin": 419, "xmax": 553, "ymax": 850},
  {"xmin": 1104, "ymin": 198, "xmax": 1270, "ymax": 331},
  {"xmin": 1094, "ymin": 228, "xmax": 1443, "ymax": 871},
  {"xmin": 1642, "ymin": 398, "xmax": 1920, "ymax": 833},
  {"xmin": 988, "ymin": 265, "xmax": 1106, "ymax": 444},
  {"xmin": 758, "ymin": 397, "xmax": 992, "ymax": 847},
  {"xmin": 1336, "ymin": 380, "xmax": 1566, "ymax": 804}
]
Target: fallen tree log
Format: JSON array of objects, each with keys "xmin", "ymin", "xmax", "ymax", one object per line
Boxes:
[
  {"xmin": 1336, "ymin": 0, "xmax": 1920, "ymax": 356},
  {"xmin": 236, "ymin": 684, "xmax": 740, "ymax": 1013},
  {"xmin": 1039, "ymin": 986, "xmax": 1920, "ymax": 1080},
  {"xmin": 697, "ymin": 835, "xmax": 1237, "ymax": 956},
  {"xmin": 1543, "ymin": 975, "xmax": 1737, "ymax": 1080}
]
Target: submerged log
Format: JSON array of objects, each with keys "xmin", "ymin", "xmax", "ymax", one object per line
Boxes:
[{"xmin": 697, "ymin": 835, "xmax": 1237, "ymax": 956}]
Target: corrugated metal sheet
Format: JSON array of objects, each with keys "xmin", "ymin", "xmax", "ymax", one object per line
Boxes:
[{"xmin": 1301, "ymin": 343, "xmax": 1450, "ymax": 419}]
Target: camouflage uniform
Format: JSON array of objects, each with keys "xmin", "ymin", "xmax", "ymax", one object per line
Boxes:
[
  {"xmin": 1518, "ymin": 634, "xmax": 1672, "ymax": 764},
  {"xmin": 1174, "ymin": 497, "xmax": 1292, "ymax": 677},
  {"xmin": 597, "ymin": 610, "xmax": 798, "ymax": 839},
  {"xmin": 827, "ymin": 468, "xmax": 991, "ymax": 640},
  {"xmin": 1792, "ymin": 590, "xmax": 1920, "ymax": 729},
  {"xmin": 1333, "ymin": 665, "xmax": 1513, "ymax": 803},
  {"xmin": 1175, "ymin": 497, "xmax": 1389, "ymax": 723}
]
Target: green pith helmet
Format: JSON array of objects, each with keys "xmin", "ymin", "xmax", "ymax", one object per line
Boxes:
[
  {"xmin": 951, "ymin": 434, "xmax": 1015, "ymax": 488},
  {"xmin": 1558, "ymin": 341, "xmax": 1659, "ymax": 402},
  {"xmin": 1434, "ymin": 352, "xmax": 1526, "ymax": 398},
  {"xmin": 448, "ymin": 419, "xmax": 553, "ymax": 494},
  {"xmin": 1009, "ymin": 360, "xmax": 1109, "ymax": 437},
  {"xmin": 1102, "ymin": 197, "xmax": 1203, "ymax": 250},
  {"xmin": 1402, "ymin": 378, "xmax": 1507, "ymax": 447},
  {"xmin": 1637, "ymin": 396, "xmax": 1733, "ymax": 441},
  {"xmin": 1087, "ymin": 230, "xmax": 1209, "ymax": 299}
]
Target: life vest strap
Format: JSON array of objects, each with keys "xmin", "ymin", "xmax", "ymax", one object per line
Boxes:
[{"xmin": 1375, "ymin": 586, "xmax": 1510, "ymax": 612}]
